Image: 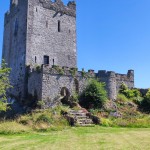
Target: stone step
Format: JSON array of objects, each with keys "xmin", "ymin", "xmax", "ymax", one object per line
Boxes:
[
  {"xmin": 69, "ymin": 110, "xmax": 84, "ymax": 113},
  {"xmin": 77, "ymin": 120, "xmax": 93, "ymax": 124},
  {"xmin": 77, "ymin": 118, "xmax": 92, "ymax": 122},
  {"xmin": 69, "ymin": 113, "xmax": 86, "ymax": 117},
  {"xmin": 68, "ymin": 109, "xmax": 94, "ymax": 127}
]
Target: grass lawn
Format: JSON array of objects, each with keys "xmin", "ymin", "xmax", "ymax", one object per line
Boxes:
[{"xmin": 0, "ymin": 126, "xmax": 150, "ymax": 150}]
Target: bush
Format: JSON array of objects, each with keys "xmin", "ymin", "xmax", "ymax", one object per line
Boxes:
[
  {"xmin": 36, "ymin": 114, "xmax": 52, "ymax": 123},
  {"xmin": 80, "ymin": 79, "xmax": 108, "ymax": 109},
  {"xmin": 101, "ymin": 118, "xmax": 113, "ymax": 127},
  {"xmin": 140, "ymin": 89, "xmax": 150, "ymax": 112},
  {"xmin": 70, "ymin": 92, "xmax": 79, "ymax": 103},
  {"xmin": 119, "ymin": 83, "xmax": 141, "ymax": 100},
  {"xmin": 0, "ymin": 60, "xmax": 12, "ymax": 112},
  {"xmin": 117, "ymin": 94, "xmax": 128, "ymax": 102}
]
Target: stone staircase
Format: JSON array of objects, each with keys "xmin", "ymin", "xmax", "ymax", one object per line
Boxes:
[{"xmin": 68, "ymin": 110, "xmax": 94, "ymax": 126}]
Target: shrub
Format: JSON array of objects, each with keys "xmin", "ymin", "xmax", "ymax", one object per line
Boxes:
[
  {"xmin": 36, "ymin": 65, "xmax": 41, "ymax": 73},
  {"xmin": 117, "ymin": 94, "xmax": 128, "ymax": 102},
  {"xmin": 80, "ymin": 79, "xmax": 108, "ymax": 109},
  {"xmin": 140, "ymin": 89, "xmax": 150, "ymax": 112},
  {"xmin": 0, "ymin": 60, "xmax": 12, "ymax": 112},
  {"xmin": 36, "ymin": 114, "xmax": 52, "ymax": 123},
  {"xmin": 101, "ymin": 118, "xmax": 113, "ymax": 127},
  {"xmin": 70, "ymin": 92, "xmax": 79, "ymax": 103},
  {"xmin": 69, "ymin": 68, "xmax": 78, "ymax": 77},
  {"xmin": 119, "ymin": 83, "xmax": 141, "ymax": 100}
]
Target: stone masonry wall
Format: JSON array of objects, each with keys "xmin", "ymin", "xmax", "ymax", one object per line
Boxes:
[
  {"xmin": 28, "ymin": 71, "xmax": 42, "ymax": 101},
  {"xmin": 2, "ymin": 0, "xmax": 28, "ymax": 99},
  {"xmin": 28, "ymin": 65, "xmax": 87, "ymax": 107},
  {"xmin": 26, "ymin": 0, "xmax": 77, "ymax": 67},
  {"xmin": 97, "ymin": 70, "xmax": 134, "ymax": 100},
  {"xmin": 28, "ymin": 65, "xmax": 134, "ymax": 107}
]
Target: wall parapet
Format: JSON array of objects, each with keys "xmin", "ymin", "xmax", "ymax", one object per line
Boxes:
[
  {"xmin": 28, "ymin": 65, "xmax": 96, "ymax": 78},
  {"xmin": 28, "ymin": 65, "xmax": 134, "ymax": 82},
  {"xmin": 39, "ymin": 0, "xmax": 76, "ymax": 17}
]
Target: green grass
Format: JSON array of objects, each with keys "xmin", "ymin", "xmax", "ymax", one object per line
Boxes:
[{"xmin": 0, "ymin": 126, "xmax": 150, "ymax": 150}]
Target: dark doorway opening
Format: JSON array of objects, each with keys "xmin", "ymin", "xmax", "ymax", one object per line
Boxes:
[{"xmin": 44, "ymin": 55, "xmax": 49, "ymax": 65}]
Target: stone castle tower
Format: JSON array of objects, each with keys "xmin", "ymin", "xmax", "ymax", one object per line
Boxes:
[
  {"xmin": 2, "ymin": 0, "xmax": 134, "ymax": 106},
  {"xmin": 2, "ymin": 0, "xmax": 77, "ymax": 100}
]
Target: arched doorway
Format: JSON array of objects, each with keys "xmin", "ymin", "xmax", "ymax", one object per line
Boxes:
[{"xmin": 60, "ymin": 87, "xmax": 70, "ymax": 104}]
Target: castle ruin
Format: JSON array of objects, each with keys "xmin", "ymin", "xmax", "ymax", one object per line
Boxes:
[{"xmin": 2, "ymin": 0, "xmax": 134, "ymax": 107}]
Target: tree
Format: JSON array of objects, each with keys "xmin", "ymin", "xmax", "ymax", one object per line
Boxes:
[
  {"xmin": 140, "ymin": 89, "xmax": 150, "ymax": 112},
  {"xmin": 119, "ymin": 83, "xmax": 141, "ymax": 99},
  {"xmin": 0, "ymin": 60, "xmax": 12, "ymax": 112},
  {"xmin": 80, "ymin": 79, "xmax": 108, "ymax": 109}
]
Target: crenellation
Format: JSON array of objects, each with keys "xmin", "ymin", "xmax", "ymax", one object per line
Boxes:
[{"xmin": 39, "ymin": 0, "xmax": 76, "ymax": 17}]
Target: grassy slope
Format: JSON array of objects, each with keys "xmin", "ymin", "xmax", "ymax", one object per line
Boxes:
[{"xmin": 0, "ymin": 126, "xmax": 150, "ymax": 150}]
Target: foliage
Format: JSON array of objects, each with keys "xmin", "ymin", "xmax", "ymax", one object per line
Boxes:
[
  {"xmin": 0, "ymin": 60, "xmax": 12, "ymax": 112},
  {"xmin": 117, "ymin": 94, "xmax": 128, "ymax": 102},
  {"xmin": 100, "ymin": 116, "xmax": 150, "ymax": 128},
  {"xmin": 53, "ymin": 65, "xmax": 64, "ymax": 75},
  {"xmin": 81, "ymin": 68, "xmax": 86, "ymax": 77},
  {"xmin": 140, "ymin": 89, "xmax": 150, "ymax": 112},
  {"xmin": 69, "ymin": 68, "xmax": 78, "ymax": 77},
  {"xmin": 80, "ymin": 79, "xmax": 108, "ymax": 109},
  {"xmin": 35, "ymin": 65, "xmax": 41, "ymax": 73},
  {"xmin": 70, "ymin": 92, "xmax": 79, "ymax": 103},
  {"xmin": 0, "ymin": 121, "xmax": 31, "ymax": 134},
  {"xmin": 37, "ymin": 100, "xmax": 45, "ymax": 109},
  {"xmin": 17, "ymin": 105, "xmax": 70, "ymax": 132},
  {"xmin": 119, "ymin": 83, "xmax": 141, "ymax": 100}
]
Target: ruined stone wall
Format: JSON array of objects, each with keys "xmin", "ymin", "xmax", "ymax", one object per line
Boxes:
[
  {"xmin": 27, "ymin": 65, "xmax": 134, "ymax": 107},
  {"xmin": 28, "ymin": 65, "xmax": 87, "ymax": 107},
  {"xmin": 2, "ymin": 0, "xmax": 28, "ymax": 99},
  {"xmin": 28, "ymin": 71, "xmax": 42, "ymax": 101},
  {"xmin": 97, "ymin": 70, "xmax": 134, "ymax": 100},
  {"xmin": 26, "ymin": 0, "xmax": 77, "ymax": 67}
]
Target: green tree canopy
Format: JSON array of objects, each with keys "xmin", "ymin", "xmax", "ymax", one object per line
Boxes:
[
  {"xmin": 80, "ymin": 79, "xmax": 108, "ymax": 109},
  {"xmin": 0, "ymin": 60, "xmax": 12, "ymax": 112}
]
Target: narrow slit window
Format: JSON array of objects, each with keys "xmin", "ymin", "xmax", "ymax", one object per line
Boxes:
[
  {"xmin": 46, "ymin": 21, "xmax": 48, "ymax": 28},
  {"xmin": 35, "ymin": 56, "xmax": 37, "ymax": 63},
  {"xmin": 14, "ymin": 18, "xmax": 18, "ymax": 36},
  {"xmin": 44, "ymin": 55, "xmax": 49, "ymax": 65},
  {"xmin": 53, "ymin": 59, "xmax": 55, "ymax": 65},
  {"xmin": 36, "ymin": 8, "xmax": 38, "ymax": 12},
  {"xmin": 58, "ymin": 20, "xmax": 61, "ymax": 32}
]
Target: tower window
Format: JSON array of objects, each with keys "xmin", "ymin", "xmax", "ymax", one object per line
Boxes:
[
  {"xmin": 35, "ymin": 56, "xmax": 37, "ymax": 63},
  {"xmin": 53, "ymin": 59, "xmax": 55, "ymax": 65},
  {"xmin": 46, "ymin": 21, "xmax": 48, "ymax": 28},
  {"xmin": 14, "ymin": 18, "xmax": 18, "ymax": 36},
  {"xmin": 44, "ymin": 55, "xmax": 49, "ymax": 65},
  {"xmin": 36, "ymin": 8, "xmax": 38, "ymax": 12},
  {"xmin": 58, "ymin": 20, "xmax": 61, "ymax": 32}
]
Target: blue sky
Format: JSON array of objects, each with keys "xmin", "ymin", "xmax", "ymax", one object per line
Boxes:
[{"xmin": 0, "ymin": 0, "xmax": 150, "ymax": 88}]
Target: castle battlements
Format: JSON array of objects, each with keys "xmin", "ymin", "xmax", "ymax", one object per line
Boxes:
[
  {"xmin": 39, "ymin": 0, "xmax": 76, "ymax": 17},
  {"xmin": 29, "ymin": 65, "xmax": 96, "ymax": 78}
]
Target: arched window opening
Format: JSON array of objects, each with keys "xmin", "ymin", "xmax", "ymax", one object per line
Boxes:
[{"xmin": 58, "ymin": 20, "xmax": 61, "ymax": 32}]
